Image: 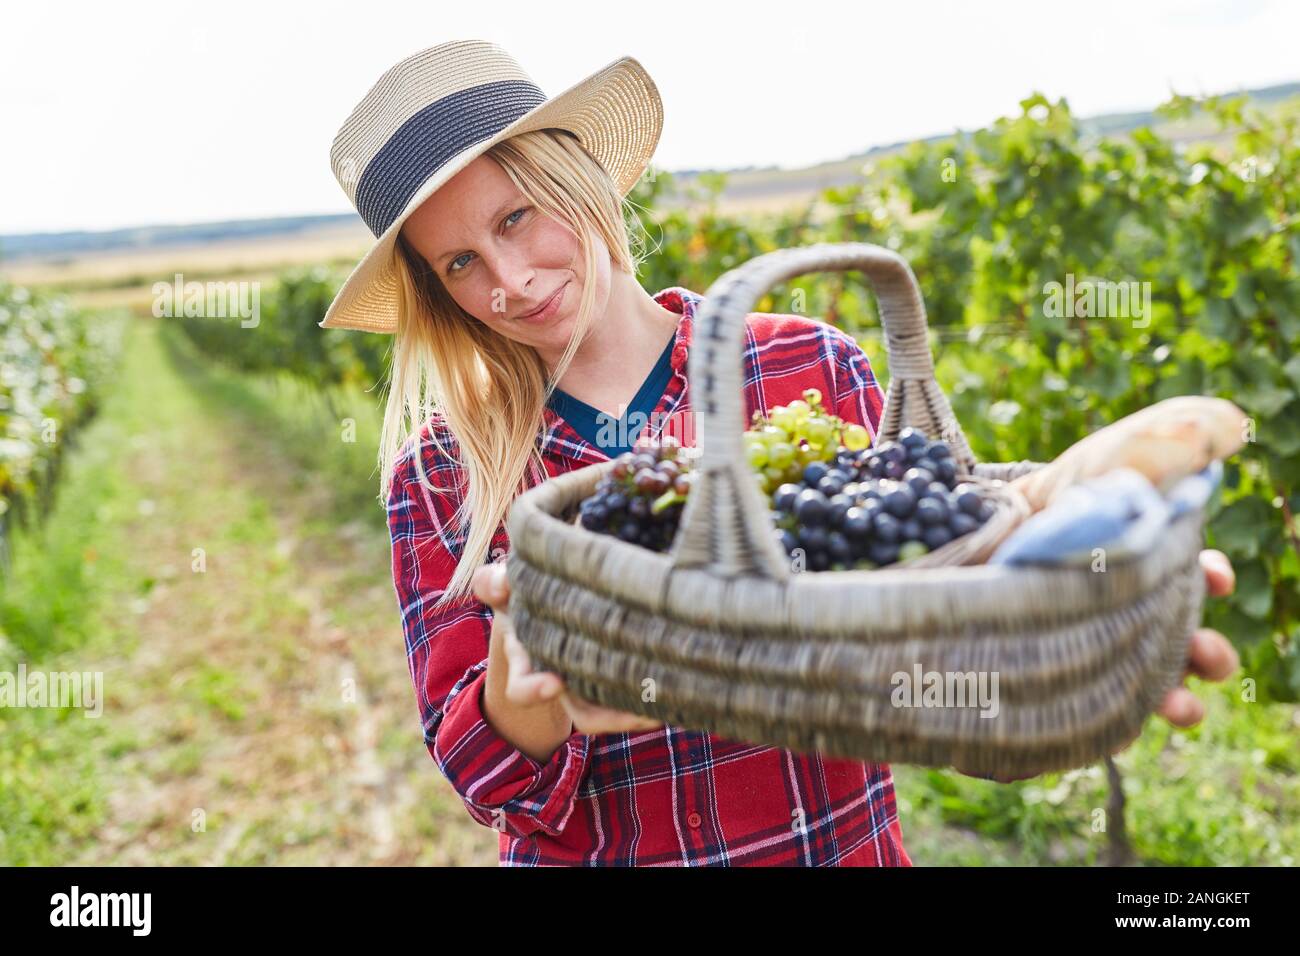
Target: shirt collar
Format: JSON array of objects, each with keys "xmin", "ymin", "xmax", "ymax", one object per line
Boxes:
[{"xmin": 537, "ymin": 286, "xmax": 701, "ymax": 464}]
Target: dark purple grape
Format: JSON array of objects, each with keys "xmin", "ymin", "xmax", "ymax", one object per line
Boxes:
[
  {"xmin": 828, "ymin": 493, "xmax": 855, "ymax": 527},
  {"xmin": 773, "ymin": 483, "xmax": 801, "ymax": 513},
  {"xmin": 950, "ymin": 512, "xmax": 979, "ymax": 537},
  {"xmin": 797, "ymin": 524, "xmax": 829, "ymax": 553},
  {"xmin": 883, "ymin": 460, "xmax": 906, "ymax": 481},
  {"xmin": 898, "ymin": 427, "xmax": 928, "ymax": 449},
  {"xmin": 916, "ymin": 497, "xmax": 948, "ymax": 526},
  {"xmin": 808, "ymin": 550, "xmax": 831, "ymax": 572},
  {"xmin": 868, "ymin": 540, "xmax": 900, "ymax": 566},
  {"xmin": 879, "ymin": 442, "xmax": 907, "ymax": 465},
  {"xmin": 899, "ymin": 517, "xmax": 923, "ymax": 541},
  {"xmin": 922, "ymin": 525, "xmax": 953, "ymax": 550},
  {"xmin": 926, "ymin": 481, "xmax": 950, "ymax": 499},
  {"xmin": 872, "ymin": 511, "xmax": 901, "ymax": 544},
  {"xmin": 606, "ymin": 492, "xmax": 628, "ymax": 512},
  {"xmin": 794, "ymin": 489, "xmax": 829, "ymax": 526},
  {"xmin": 978, "ymin": 501, "xmax": 995, "ymax": 522},
  {"xmin": 828, "ymin": 532, "xmax": 853, "ymax": 563},
  {"xmin": 618, "ymin": 520, "xmax": 640, "ymax": 542},
  {"xmin": 903, "ymin": 467, "xmax": 935, "ymax": 495},
  {"xmin": 842, "ymin": 507, "xmax": 871, "ymax": 540},
  {"xmin": 926, "ymin": 441, "xmax": 953, "ymax": 461},
  {"xmin": 913, "ymin": 456, "xmax": 938, "ymax": 476},
  {"xmin": 628, "ymin": 496, "xmax": 650, "ymax": 519},
  {"xmin": 803, "ymin": 461, "xmax": 830, "ymax": 487},
  {"xmin": 955, "ymin": 489, "xmax": 983, "ymax": 517},
  {"xmin": 816, "ymin": 476, "xmax": 844, "ymax": 498},
  {"xmin": 882, "ymin": 485, "xmax": 917, "ymax": 519},
  {"xmin": 867, "ymin": 456, "xmax": 886, "ymax": 478},
  {"xmin": 778, "ymin": 529, "xmax": 799, "ymax": 554},
  {"xmin": 934, "ymin": 458, "xmax": 958, "ymax": 486}
]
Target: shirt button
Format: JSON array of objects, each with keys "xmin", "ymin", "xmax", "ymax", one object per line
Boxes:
[{"xmin": 687, "ymin": 812, "xmax": 702, "ymax": 829}]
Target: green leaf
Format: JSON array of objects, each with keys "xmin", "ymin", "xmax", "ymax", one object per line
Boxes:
[
  {"xmin": 1209, "ymin": 496, "xmax": 1277, "ymax": 560},
  {"xmin": 1235, "ymin": 561, "xmax": 1273, "ymax": 619},
  {"xmin": 1239, "ymin": 386, "xmax": 1295, "ymax": 419},
  {"xmin": 1284, "ymin": 354, "xmax": 1300, "ymax": 392},
  {"xmin": 1259, "ymin": 413, "xmax": 1300, "ymax": 457}
]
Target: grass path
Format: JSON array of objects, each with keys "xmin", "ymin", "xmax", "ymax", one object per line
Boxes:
[{"xmin": 2, "ymin": 319, "xmax": 493, "ymax": 864}]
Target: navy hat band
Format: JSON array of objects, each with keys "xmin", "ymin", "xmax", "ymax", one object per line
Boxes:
[{"xmin": 354, "ymin": 79, "xmax": 547, "ymax": 237}]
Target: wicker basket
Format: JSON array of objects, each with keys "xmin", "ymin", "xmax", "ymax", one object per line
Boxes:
[{"xmin": 505, "ymin": 243, "xmax": 1205, "ymax": 779}]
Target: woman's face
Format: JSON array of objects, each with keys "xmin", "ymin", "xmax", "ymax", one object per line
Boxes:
[{"xmin": 399, "ymin": 153, "xmax": 609, "ymax": 356}]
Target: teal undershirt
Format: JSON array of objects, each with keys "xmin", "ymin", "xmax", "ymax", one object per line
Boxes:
[{"xmin": 545, "ymin": 335, "xmax": 675, "ymax": 458}]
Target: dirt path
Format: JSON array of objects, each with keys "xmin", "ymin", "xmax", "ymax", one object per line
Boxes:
[{"xmin": 65, "ymin": 322, "xmax": 495, "ymax": 865}]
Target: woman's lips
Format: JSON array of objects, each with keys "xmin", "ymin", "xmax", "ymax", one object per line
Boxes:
[{"xmin": 517, "ymin": 282, "xmax": 567, "ymax": 321}]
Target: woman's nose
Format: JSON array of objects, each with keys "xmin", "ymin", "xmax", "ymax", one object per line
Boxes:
[{"xmin": 485, "ymin": 252, "xmax": 535, "ymax": 305}]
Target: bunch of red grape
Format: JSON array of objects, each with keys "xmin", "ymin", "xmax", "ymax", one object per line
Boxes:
[{"xmin": 577, "ymin": 436, "xmax": 692, "ymax": 552}]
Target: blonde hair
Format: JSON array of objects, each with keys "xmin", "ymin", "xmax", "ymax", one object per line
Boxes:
[{"xmin": 380, "ymin": 128, "xmax": 651, "ymax": 608}]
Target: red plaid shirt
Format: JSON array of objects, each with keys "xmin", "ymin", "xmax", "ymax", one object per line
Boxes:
[{"xmin": 386, "ymin": 286, "xmax": 912, "ymax": 866}]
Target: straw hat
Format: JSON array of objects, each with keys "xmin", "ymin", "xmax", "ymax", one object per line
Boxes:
[{"xmin": 319, "ymin": 40, "xmax": 663, "ymax": 334}]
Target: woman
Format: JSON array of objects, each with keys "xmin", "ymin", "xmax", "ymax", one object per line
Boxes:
[{"xmin": 321, "ymin": 41, "xmax": 1241, "ymax": 866}]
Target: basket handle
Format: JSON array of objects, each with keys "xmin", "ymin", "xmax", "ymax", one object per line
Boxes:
[{"xmin": 668, "ymin": 242, "xmax": 977, "ymax": 580}]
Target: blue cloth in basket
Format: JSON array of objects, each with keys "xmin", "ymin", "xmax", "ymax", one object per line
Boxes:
[{"xmin": 988, "ymin": 461, "xmax": 1222, "ymax": 568}]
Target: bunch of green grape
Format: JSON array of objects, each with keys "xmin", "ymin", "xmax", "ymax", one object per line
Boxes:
[{"xmin": 742, "ymin": 388, "xmax": 872, "ymax": 495}]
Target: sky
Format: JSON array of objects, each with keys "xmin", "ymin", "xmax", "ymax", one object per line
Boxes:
[{"xmin": 3, "ymin": 0, "xmax": 1297, "ymax": 234}]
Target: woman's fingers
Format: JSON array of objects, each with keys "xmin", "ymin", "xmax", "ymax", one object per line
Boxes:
[
  {"xmin": 501, "ymin": 620, "xmax": 564, "ymax": 706},
  {"xmin": 471, "ymin": 561, "xmax": 512, "ymax": 608},
  {"xmin": 1157, "ymin": 686, "xmax": 1206, "ymax": 727},
  {"xmin": 1185, "ymin": 627, "xmax": 1240, "ymax": 682},
  {"xmin": 1199, "ymin": 548, "xmax": 1235, "ymax": 598},
  {"xmin": 560, "ymin": 692, "xmax": 663, "ymax": 734}
]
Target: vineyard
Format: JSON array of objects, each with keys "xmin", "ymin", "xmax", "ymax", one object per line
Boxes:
[
  {"xmin": 1, "ymin": 87, "xmax": 1296, "ymax": 866},
  {"xmin": 0, "ymin": 281, "xmax": 125, "ymax": 570},
  {"xmin": 176, "ymin": 91, "xmax": 1300, "ymax": 701}
]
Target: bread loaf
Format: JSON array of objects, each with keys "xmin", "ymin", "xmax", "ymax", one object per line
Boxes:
[{"xmin": 1010, "ymin": 396, "xmax": 1247, "ymax": 513}]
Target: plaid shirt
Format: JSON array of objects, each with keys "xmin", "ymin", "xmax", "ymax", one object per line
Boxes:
[{"xmin": 386, "ymin": 286, "xmax": 912, "ymax": 866}]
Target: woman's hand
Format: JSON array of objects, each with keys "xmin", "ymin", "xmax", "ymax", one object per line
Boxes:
[
  {"xmin": 1146, "ymin": 547, "xmax": 1240, "ymax": 729},
  {"xmin": 473, "ymin": 562, "xmax": 664, "ymax": 736},
  {"xmin": 960, "ymin": 548, "xmax": 1241, "ymax": 782}
]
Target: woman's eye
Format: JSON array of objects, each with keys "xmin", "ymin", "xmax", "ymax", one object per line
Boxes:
[{"xmin": 447, "ymin": 208, "xmax": 528, "ymax": 274}]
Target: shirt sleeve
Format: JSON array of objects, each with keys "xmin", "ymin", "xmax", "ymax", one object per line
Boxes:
[
  {"xmin": 828, "ymin": 327, "xmax": 887, "ymax": 438},
  {"xmin": 386, "ymin": 431, "xmax": 590, "ymax": 840}
]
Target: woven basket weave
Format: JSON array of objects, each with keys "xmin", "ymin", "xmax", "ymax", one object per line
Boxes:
[{"xmin": 505, "ymin": 243, "xmax": 1205, "ymax": 779}]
